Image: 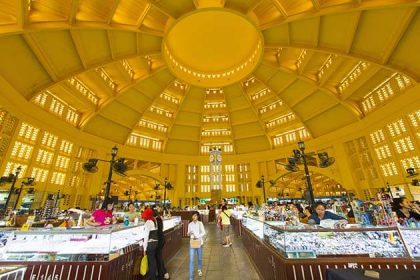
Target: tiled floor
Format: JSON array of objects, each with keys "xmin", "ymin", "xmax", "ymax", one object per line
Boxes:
[{"xmin": 165, "ymin": 223, "xmax": 261, "ymax": 280}]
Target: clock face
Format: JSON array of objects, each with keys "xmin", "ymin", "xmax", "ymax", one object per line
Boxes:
[
  {"xmin": 209, "ymin": 154, "xmax": 215, "ymax": 162},
  {"xmin": 217, "ymin": 154, "xmax": 222, "ymax": 162}
]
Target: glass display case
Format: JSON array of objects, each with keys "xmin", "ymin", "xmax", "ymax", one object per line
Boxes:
[
  {"xmin": 242, "ymin": 216, "xmax": 416, "ymax": 259},
  {"xmin": 399, "ymin": 227, "xmax": 420, "ymax": 259},
  {"xmin": 0, "ymin": 217, "xmax": 181, "ymax": 262},
  {"xmin": 0, "ymin": 265, "xmax": 26, "ymax": 279}
]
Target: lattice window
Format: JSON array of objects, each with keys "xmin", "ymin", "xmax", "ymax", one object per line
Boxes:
[
  {"xmin": 31, "ymin": 167, "xmax": 49, "ymax": 183},
  {"xmin": 370, "ymin": 129, "xmax": 385, "ymax": 145},
  {"xmin": 41, "ymin": 132, "xmax": 58, "ymax": 148},
  {"xmin": 51, "ymin": 172, "xmax": 66, "ymax": 185},
  {"xmin": 374, "ymin": 145, "xmax": 392, "ymax": 160},
  {"xmin": 18, "ymin": 123, "xmax": 39, "ymax": 142},
  {"xmin": 393, "ymin": 137, "xmax": 415, "ymax": 154},
  {"xmin": 36, "ymin": 149, "xmax": 54, "ymax": 165},
  {"xmin": 387, "ymin": 119, "xmax": 407, "ymax": 137},
  {"xmin": 10, "ymin": 141, "xmax": 33, "ymax": 160},
  {"xmin": 380, "ymin": 162, "xmax": 398, "ymax": 177}
]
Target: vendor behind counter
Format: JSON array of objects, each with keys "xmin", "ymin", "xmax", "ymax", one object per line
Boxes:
[{"xmin": 309, "ymin": 202, "xmax": 345, "ymax": 225}]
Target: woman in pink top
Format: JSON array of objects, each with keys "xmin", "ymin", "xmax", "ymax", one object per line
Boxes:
[{"xmin": 86, "ymin": 200, "xmax": 116, "ymax": 226}]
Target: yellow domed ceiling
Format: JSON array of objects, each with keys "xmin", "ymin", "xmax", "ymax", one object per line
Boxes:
[{"xmin": 0, "ymin": 0, "xmax": 418, "ymax": 156}]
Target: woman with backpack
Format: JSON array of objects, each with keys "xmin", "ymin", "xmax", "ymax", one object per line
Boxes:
[{"xmin": 187, "ymin": 211, "xmax": 206, "ymax": 280}]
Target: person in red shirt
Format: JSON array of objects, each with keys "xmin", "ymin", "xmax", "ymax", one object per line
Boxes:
[{"xmin": 86, "ymin": 199, "xmax": 116, "ymax": 226}]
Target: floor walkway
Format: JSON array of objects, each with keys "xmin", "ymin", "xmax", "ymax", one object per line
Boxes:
[{"xmin": 166, "ymin": 223, "xmax": 261, "ymax": 280}]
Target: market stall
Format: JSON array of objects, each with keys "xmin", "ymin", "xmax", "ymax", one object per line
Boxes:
[
  {"xmin": 238, "ymin": 216, "xmax": 419, "ymax": 280},
  {"xmin": 0, "ymin": 217, "xmax": 182, "ymax": 280}
]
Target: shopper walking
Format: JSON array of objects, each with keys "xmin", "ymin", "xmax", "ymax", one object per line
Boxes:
[
  {"xmin": 187, "ymin": 212, "xmax": 206, "ymax": 280},
  {"xmin": 153, "ymin": 206, "xmax": 170, "ymax": 280},
  {"xmin": 142, "ymin": 208, "xmax": 159, "ymax": 280},
  {"xmin": 220, "ymin": 205, "xmax": 232, "ymax": 247}
]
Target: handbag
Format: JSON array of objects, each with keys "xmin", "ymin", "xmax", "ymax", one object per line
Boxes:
[
  {"xmin": 190, "ymin": 239, "xmax": 201, "ymax": 248},
  {"xmin": 140, "ymin": 255, "xmax": 148, "ymax": 276},
  {"xmin": 217, "ymin": 216, "xmax": 223, "ymax": 231}
]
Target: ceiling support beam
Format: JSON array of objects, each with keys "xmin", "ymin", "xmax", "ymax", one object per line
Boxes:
[
  {"xmin": 146, "ymin": 0, "xmax": 175, "ymax": 19},
  {"xmin": 311, "ymin": 0, "xmax": 321, "ymax": 11},
  {"xmin": 17, "ymin": 0, "xmax": 29, "ymax": 28},
  {"xmin": 264, "ymin": 45, "xmax": 418, "ymax": 83},
  {"xmin": 345, "ymin": 11, "xmax": 362, "ymax": 54},
  {"xmin": 246, "ymin": 0, "xmax": 264, "ymax": 14},
  {"xmin": 69, "ymin": 30, "xmax": 88, "ymax": 69},
  {"xmin": 136, "ymin": 3, "xmax": 151, "ymax": 29},
  {"xmin": 353, "ymin": 0, "xmax": 362, "ymax": 7},
  {"xmin": 234, "ymin": 85, "xmax": 266, "ymax": 150},
  {"xmin": 254, "ymin": 76, "xmax": 316, "ymax": 141},
  {"xmin": 163, "ymin": 83, "xmax": 190, "ymax": 152},
  {"xmin": 107, "ymin": 0, "xmax": 120, "ymax": 24},
  {"xmin": 106, "ymin": 30, "xmax": 115, "ymax": 60},
  {"xmin": 340, "ymin": 66, "xmax": 381, "ymax": 100},
  {"xmin": 272, "ymin": 0, "xmax": 288, "ymax": 18},
  {"xmin": 80, "ymin": 66, "xmax": 168, "ymax": 128},
  {"xmin": 314, "ymin": 16, "xmax": 321, "ymax": 48},
  {"xmin": 68, "ymin": 0, "xmax": 79, "ymax": 25},
  {"xmin": 297, "ymin": 50, "xmax": 314, "ymax": 75},
  {"xmin": 318, "ymin": 55, "xmax": 343, "ymax": 87},
  {"xmin": 261, "ymin": 61, "xmax": 363, "ymax": 119},
  {"xmin": 27, "ymin": 51, "xmax": 162, "ymax": 100},
  {"xmin": 381, "ymin": 7, "xmax": 416, "ymax": 65},
  {"xmin": 22, "ymin": 34, "xmax": 59, "ymax": 82}
]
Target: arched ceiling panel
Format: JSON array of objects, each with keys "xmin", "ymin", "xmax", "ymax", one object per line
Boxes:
[
  {"xmin": 0, "ymin": 35, "xmax": 51, "ymax": 97},
  {"xmin": 235, "ymin": 135, "xmax": 271, "ymax": 154},
  {"xmin": 350, "ymin": 7, "xmax": 416, "ymax": 62},
  {"xmin": 318, "ymin": 11, "xmax": 361, "ymax": 51},
  {"xmin": 71, "ymin": 29, "xmax": 113, "ymax": 66},
  {"xmin": 305, "ymin": 104, "xmax": 359, "ymax": 137},
  {"xmin": 0, "ymin": 0, "xmax": 418, "ymax": 155},
  {"xmin": 83, "ymin": 114, "xmax": 131, "ymax": 143},
  {"xmin": 389, "ymin": 10, "xmax": 420, "ymax": 78}
]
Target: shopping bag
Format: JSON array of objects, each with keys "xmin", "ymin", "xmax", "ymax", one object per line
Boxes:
[
  {"xmin": 190, "ymin": 239, "xmax": 201, "ymax": 248},
  {"xmin": 140, "ymin": 255, "xmax": 148, "ymax": 276}
]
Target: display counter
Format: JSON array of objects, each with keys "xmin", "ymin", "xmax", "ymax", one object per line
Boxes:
[
  {"xmin": 239, "ymin": 216, "xmax": 419, "ymax": 280},
  {"xmin": 0, "ymin": 216, "xmax": 182, "ymax": 280},
  {"xmin": 0, "ymin": 265, "xmax": 26, "ymax": 280}
]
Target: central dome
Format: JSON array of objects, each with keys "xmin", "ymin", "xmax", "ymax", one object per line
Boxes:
[{"xmin": 163, "ymin": 9, "xmax": 263, "ymax": 87}]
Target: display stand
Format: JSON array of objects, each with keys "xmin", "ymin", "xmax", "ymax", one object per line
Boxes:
[
  {"xmin": 237, "ymin": 217, "xmax": 419, "ymax": 280},
  {"xmin": 0, "ymin": 219, "xmax": 182, "ymax": 280}
]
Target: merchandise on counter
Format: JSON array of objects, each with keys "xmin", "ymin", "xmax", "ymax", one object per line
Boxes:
[{"xmin": 0, "ymin": 216, "xmax": 181, "ymax": 262}]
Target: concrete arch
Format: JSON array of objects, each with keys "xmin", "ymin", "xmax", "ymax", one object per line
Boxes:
[{"xmin": 125, "ymin": 169, "xmax": 166, "ymax": 184}]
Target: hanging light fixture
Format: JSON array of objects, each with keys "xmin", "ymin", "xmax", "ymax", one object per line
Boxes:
[
  {"xmin": 82, "ymin": 159, "xmax": 99, "ymax": 173},
  {"xmin": 318, "ymin": 152, "xmax": 335, "ymax": 168}
]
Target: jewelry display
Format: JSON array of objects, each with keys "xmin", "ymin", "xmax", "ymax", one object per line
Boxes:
[
  {"xmin": 242, "ymin": 216, "xmax": 416, "ymax": 259},
  {"xmin": 399, "ymin": 228, "xmax": 420, "ymax": 258},
  {"xmin": 263, "ymin": 223, "xmax": 407, "ymax": 258},
  {"xmin": 0, "ymin": 217, "xmax": 181, "ymax": 262}
]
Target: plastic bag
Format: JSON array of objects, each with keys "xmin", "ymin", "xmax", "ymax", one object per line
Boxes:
[{"xmin": 140, "ymin": 255, "xmax": 148, "ymax": 276}]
